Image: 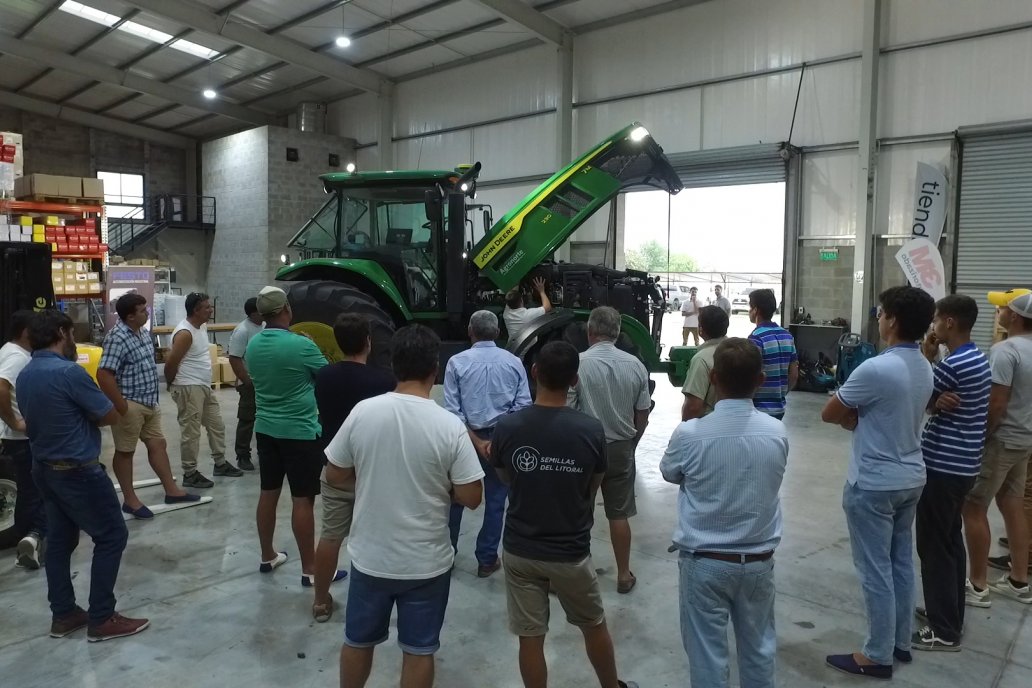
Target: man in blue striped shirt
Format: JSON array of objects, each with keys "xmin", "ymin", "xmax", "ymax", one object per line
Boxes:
[
  {"xmin": 747, "ymin": 289, "xmax": 798, "ymax": 419},
  {"xmin": 444, "ymin": 310, "xmax": 532, "ymax": 577},
  {"xmin": 661, "ymin": 338, "xmax": 788, "ymax": 688},
  {"xmin": 913, "ymin": 295, "xmax": 991, "ymax": 652}
]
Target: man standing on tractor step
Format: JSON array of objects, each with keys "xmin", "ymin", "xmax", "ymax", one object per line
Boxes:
[
  {"xmin": 17, "ymin": 309, "xmax": 148, "ymax": 642},
  {"xmin": 445, "ymin": 310, "xmax": 531, "ymax": 577},
  {"xmin": 504, "ymin": 276, "xmax": 553, "ymax": 343},
  {"xmin": 0, "ymin": 310, "xmax": 44, "ymax": 569},
  {"xmin": 164, "ymin": 292, "xmax": 243, "ymax": 488},
  {"xmin": 98, "ymin": 293, "xmax": 198, "ymax": 519},
  {"xmin": 246, "ymin": 286, "xmax": 332, "ymax": 585},
  {"xmin": 569, "ymin": 306, "xmax": 651, "ymax": 594},
  {"xmin": 228, "ymin": 297, "xmax": 264, "ymax": 472}
]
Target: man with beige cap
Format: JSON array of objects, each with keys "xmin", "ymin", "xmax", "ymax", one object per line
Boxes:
[
  {"xmin": 245, "ymin": 286, "xmax": 334, "ymax": 586},
  {"xmin": 962, "ymin": 288, "xmax": 1032, "ymax": 606}
]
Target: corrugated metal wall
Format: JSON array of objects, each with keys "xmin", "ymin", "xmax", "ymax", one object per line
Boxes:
[{"xmin": 324, "ymin": 0, "xmax": 1032, "ymax": 312}]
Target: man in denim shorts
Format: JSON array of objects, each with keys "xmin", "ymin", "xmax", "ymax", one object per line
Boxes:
[{"xmin": 325, "ymin": 326, "xmax": 483, "ymax": 688}]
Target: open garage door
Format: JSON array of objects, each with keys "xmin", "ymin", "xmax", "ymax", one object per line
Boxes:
[
  {"xmin": 665, "ymin": 143, "xmax": 792, "ymax": 188},
  {"xmin": 955, "ymin": 129, "xmax": 1032, "ymax": 349}
]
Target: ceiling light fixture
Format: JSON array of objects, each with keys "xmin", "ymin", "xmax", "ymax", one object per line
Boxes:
[
  {"xmin": 335, "ymin": 36, "xmax": 351, "ymax": 48},
  {"xmin": 59, "ymin": 2, "xmax": 219, "ymax": 60},
  {"xmin": 203, "ymin": 89, "xmax": 217, "ymax": 99}
]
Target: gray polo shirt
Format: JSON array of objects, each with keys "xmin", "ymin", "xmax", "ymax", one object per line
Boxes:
[
  {"xmin": 568, "ymin": 341, "xmax": 651, "ymax": 443},
  {"xmin": 989, "ymin": 334, "xmax": 1032, "ymax": 450}
]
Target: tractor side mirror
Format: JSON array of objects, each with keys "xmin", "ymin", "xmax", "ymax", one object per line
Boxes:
[
  {"xmin": 424, "ymin": 190, "xmax": 443, "ymax": 224},
  {"xmin": 483, "ymin": 208, "xmax": 493, "ymax": 232}
]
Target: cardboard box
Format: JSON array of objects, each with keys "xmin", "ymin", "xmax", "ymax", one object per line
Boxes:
[
  {"xmin": 81, "ymin": 178, "xmax": 104, "ymax": 199},
  {"xmin": 18, "ymin": 216, "xmax": 32, "ymax": 226},
  {"xmin": 218, "ymin": 358, "xmax": 236, "ymax": 385},
  {"xmin": 14, "ymin": 174, "xmax": 63, "ymax": 198},
  {"xmin": 0, "ymin": 132, "xmax": 24, "ymax": 178},
  {"xmin": 58, "ymin": 176, "xmax": 81, "ymax": 197}
]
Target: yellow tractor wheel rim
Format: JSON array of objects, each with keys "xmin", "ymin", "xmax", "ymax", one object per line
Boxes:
[{"xmin": 290, "ymin": 321, "xmax": 342, "ymax": 363}]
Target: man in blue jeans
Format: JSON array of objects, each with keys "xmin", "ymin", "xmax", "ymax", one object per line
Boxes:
[
  {"xmin": 16, "ymin": 310, "xmax": 149, "ymax": 642},
  {"xmin": 325, "ymin": 326, "xmax": 483, "ymax": 688},
  {"xmin": 822, "ymin": 286, "xmax": 935, "ymax": 679},
  {"xmin": 661, "ymin": 338, "xmax": 788, "ymax": 688},
  {"xmin": 444, "ymin": 310, "xmax": 531, "ymax": 577}
]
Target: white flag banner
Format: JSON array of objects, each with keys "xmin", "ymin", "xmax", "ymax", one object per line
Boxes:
[
  {"xmin": 896, "ymin": 237, "xmax": 947, "ymax": 301},
  {"xmin": 911, "ymin": 162, "xmax": 948, "ymax": 245}
]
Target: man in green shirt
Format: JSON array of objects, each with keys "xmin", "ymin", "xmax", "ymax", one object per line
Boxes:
[
  {"xmin": 245, "ymin": 286, "xmax": 328, "ymax": 585},
  {"xmin": 681, "ymin": 306, "xmax": 730, "ymax": 420}
]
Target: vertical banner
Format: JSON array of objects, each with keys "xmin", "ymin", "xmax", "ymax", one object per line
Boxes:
[
  {"xmin": 105, "ymin": 265, "xmax": 155, "ymax": 332},
  {"xmin": 911, "ymin": 162, "xmax": 948, "ymax": 244}
]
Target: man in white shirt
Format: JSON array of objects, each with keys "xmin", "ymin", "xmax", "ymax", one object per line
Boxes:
[
  {"xmin": 712, "ymin": 285, "xmax": 732, "ymax": 316},
  {"xmin": 681, "ymin": 287, "xmax": 700, "ymax": 346},
  {"xmin": 164, "ymin": 292, "xmax": 243, "ymax": 488},
  {"xmin": 0, "ymin": 310, "xmax": 44, "ymax": 569},
  {"xmin": 325, "ymin": 325, "xmax": 484, "ymax": 688},
  {"xmin": 227, "ymin": 297, "xmax": 264, "ymax": 472},
  {"xmin": 503, "ymin": 276, "xmax": 553, "ymax": 343}
]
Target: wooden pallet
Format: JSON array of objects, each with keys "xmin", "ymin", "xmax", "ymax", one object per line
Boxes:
[{"xmin": 16, "ymin": 194, "xmax": 104, "ymax": 206}]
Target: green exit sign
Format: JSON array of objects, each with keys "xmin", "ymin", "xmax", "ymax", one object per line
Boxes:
[{"xmin": 819, "ymin": 248, "xmax": 839, "ymax": 261}]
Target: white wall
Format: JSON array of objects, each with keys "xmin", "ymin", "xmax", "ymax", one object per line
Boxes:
[{"xmin": 325, "ymin": 0, "xmax": 1032, "ymax": 298}]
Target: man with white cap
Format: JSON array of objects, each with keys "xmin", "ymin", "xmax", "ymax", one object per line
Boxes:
[
  {"xmin": 962, "ymin": 288, "xmax": 1032, "ymax": 606},
  {"xmin": 245, "ymin": 286, "xmax": 336, "ymax": 586}
]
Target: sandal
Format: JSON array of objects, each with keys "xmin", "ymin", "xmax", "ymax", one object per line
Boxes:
[
  {"xmin": 313, "ymin": 595, "xmax": 334, "ymax": 623},
  {"xmin": 617, "ymin": 573, "xmax": 637, "ymax": 594}
]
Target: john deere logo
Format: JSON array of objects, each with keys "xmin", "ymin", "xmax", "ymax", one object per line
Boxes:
[{"xmin": 513, "ymin": 446, "xmax": 540, "ymax": 473}]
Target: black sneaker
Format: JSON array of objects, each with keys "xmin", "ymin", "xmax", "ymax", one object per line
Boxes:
[
  {"xmin": 183, "ymin": 471, "xmax": 215, "ymax": 488},
  {"xmin": 214, "ymin": 462, "xmax": 244, "ymax": 477},
  {"xmin": 237, "ymin": 457, "xmax": 255, "ymax": 472},
  {"xmin": 988, "ymin": 554, "xmax": 1032, "ymax": 574},
  {"xmin": 912, "ymin": 626, "xmax": 960, "ymax": 652}
]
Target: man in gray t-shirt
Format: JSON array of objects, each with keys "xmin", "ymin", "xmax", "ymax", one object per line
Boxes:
[
  {"xmin": 227, "ymin": 297, "xmax": 264, "ymax": 471},
  {"xmin": 963, "ymin": 289, "xmax": 1032, "ymax": 605}
]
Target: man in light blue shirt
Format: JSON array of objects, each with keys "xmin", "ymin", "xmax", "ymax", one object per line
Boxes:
[
  {"xmin": 661, "ymin": 338, "xmax": 788, "ymax": 688},
  {"xmin": 821, "ymin": 286, "xmax": 935, "ymax": 680},
  {"xmin": 445, "ymin": 310, "xmax": 531, "ymax": 577}
]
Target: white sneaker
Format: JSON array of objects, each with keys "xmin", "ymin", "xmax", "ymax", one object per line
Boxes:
[
  {"xmin": 16, "ymin": 534, "xmax": 40, "ymax": 570},
  {"xmin": 989, "ymin": 575, "xmax": 1032, "ymax": 604},
  {"xmin": 965, "ymin": 579, "xmax": 991, "ymax": 608}
]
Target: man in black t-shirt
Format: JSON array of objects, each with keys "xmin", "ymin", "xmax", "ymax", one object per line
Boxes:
[
  {"xmin": 311, "ymin": 314, "xmax": 395, "ymax": 622},
  {"xmin": 492, "ymin": 341, "xmax": 638, "ymax": 688}
]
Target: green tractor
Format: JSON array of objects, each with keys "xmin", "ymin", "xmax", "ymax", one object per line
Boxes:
[{"xmin": 276, "ymin": 123, "xmax": 692, "ymax": 386}]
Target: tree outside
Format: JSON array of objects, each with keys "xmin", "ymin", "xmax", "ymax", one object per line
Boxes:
[{"xmin": 625, "ymin": 239, "xmax": 698, "ymax": 272}]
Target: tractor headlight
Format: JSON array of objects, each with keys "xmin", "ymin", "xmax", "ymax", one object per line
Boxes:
[{"xmin": 629, "ymin": 126, "xmax": 649, "ymax": 142}]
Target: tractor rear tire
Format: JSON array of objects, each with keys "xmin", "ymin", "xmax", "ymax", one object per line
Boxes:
[
  {"xmin": 284, "ymin": 281, "xmax": 396, "ymax": 370},
  {"xmin": 0, "ymin": 454, "xmax": 18, "ymax": 550}
]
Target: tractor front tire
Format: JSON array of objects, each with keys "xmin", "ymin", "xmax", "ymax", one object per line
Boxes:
[
  {"xmin": 0, "ymin": 454, "xmax": 18, "ymax": 550},
  {"xmin": 284, "ymin": 281, "xmax": 396, "ymax": 370}
]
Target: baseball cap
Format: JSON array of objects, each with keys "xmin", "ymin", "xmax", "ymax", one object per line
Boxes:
[
  {"xmin": 988, "ymin": 288, "xmax": 1032, "ymax": 318},
  {"xmin": 256, "ymin": 286, "xmax": 288, "ymax": 316}
]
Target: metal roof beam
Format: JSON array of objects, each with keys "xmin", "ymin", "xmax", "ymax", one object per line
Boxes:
[
  {"xmin": 471, "ymin": 0, "xmax": 567, "ymax": 46},
  {"xmin": 120, "ymin": 0, "xmax": 386, "ymax": 94},
  {"xmin": 0, "ymin": 34, "xmax": 274, "ymax": 126},
  {"xmin": 0, "ymin": 88, "xmax": 193, "ymax": 148}
]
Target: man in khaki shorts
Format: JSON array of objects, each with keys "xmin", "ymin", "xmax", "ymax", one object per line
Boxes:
[
  {"xmin": 97, "ymin": 294, "xmax": 197, "ymax": 518},
  {"xmin": 963, "ymin": 289, "xmax": 1032, "ymax": 605},
  {"xmin": 492, "ymin": 341, "xmax": 638, "ymax": 688},
  {"xmin": 568, "ymin": 307, "xmax": 651, "ymax": 593}
]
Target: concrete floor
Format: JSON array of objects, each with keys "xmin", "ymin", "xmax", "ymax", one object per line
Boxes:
[{"xmin": 1, "ymin": 382, "xmax": 1029, "ymax": 688}]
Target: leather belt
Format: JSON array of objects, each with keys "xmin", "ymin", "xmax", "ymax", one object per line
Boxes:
[
  {"xmin": 695, "ymin": 550, "xmax": 774, "ymax": 564},
  {"xmin": 41, "ymin": 460, "xmax": 101, "ymax": 471}
]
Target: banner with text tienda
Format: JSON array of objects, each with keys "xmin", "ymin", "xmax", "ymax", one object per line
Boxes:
[{"xmin": 896, "ymin": 163, "xmax": 948, "ymax": 300}]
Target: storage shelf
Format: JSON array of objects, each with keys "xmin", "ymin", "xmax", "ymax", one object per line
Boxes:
[
  {"xmin": 53, "ymin": 252, "xmax": 106, "ymax": 259},
  {"xmin": 0, "ymin": 200, "xmax": 104, "ymax": 214}
]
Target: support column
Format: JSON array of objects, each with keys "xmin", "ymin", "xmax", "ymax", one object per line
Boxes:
[
  {"xmin": 378, "ymin": 81, "xmax": 395, "ymax": 170},
  {"xmin": 850, "ymin": 0, "xmax": 882, "ymax": 335},
  {"xmin": 556, "ymin": 32, "xmax": 574, "ymax": 167},
  {"xmin": 185, "ymin": 142, "xmax": 198, "ymax": 223}
]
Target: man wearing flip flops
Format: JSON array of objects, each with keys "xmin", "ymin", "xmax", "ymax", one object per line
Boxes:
[{"xmin": 98, "ymin": 293, "xmax": 199, "ymax": 518}]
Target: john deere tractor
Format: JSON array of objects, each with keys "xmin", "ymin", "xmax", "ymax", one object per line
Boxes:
[{"xmin": 276, "ymin": 123, "xmax": 692, "ymax": 384}]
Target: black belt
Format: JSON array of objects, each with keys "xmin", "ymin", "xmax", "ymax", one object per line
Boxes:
[
  {"xmin": 695, "ymin": 550, "xmax": 774, "ymax": 564},
  {"xmin": 40, "ymin": 459, "xmax": 101, "ymax": 471}
]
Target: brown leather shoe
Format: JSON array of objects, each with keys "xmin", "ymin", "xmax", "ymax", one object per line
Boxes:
[
  {"xmin": 50, "ymin": 606, "xmax": 89, "ymax": 638},
  {"xmin": 87, "ymin": 613, "xmax": 150, "ymax": 642},
  {"xmin": 477, "ymin": 560, "xmax": 501, "ymax": 578}
]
